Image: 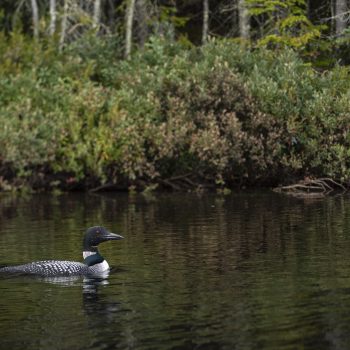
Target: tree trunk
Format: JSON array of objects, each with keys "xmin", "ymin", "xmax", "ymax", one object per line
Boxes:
[
  {"xmin": 30, "ymin": 0, "xmax": 39, "ymax": 39},
  {"xmin": 238, "ymin": 0, "xmax": 250, "ymax": 39},
  {"xmin": 136, "ymin": 0, "xmax": 148, "ymax": 48},
  {"xmin": 49, "ymin": 0, "xmax": 56, "ymax": 36},
  {"xmin": 202, "ymin": 0, "xmax": 209, "ymax": 44},
  {"xmin": 335, "ymin": 0, "xmax": 348, "ymax": 35},
  {"xmin": 59, "ymin": 0, "xmax": 69, "ymax": 51},
  {"xmin": 108, "ymin": 0, "xmax": 115, "ymax": 29},
  {"xmin": 306, "ymin": 0, "xmax": 311, "ymax": 20},
  {"xmin": 125, "ymin": 0, "xmax": 136, "ymax": 59},
  {"xmin": 93, "ymin": 0, "xmax": 102, "ymax": 29}
]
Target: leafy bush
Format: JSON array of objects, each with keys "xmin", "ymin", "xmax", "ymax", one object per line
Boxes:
[{"xmin": 1, "ymin": 33, "xmax": 350, "ymax": 190}]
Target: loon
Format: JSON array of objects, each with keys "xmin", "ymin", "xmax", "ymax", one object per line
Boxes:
[{"xmin": 0, "ymin": 226, "xmax": 123, "ymax": 277}]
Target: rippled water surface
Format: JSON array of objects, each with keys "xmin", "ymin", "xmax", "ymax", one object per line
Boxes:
[{"xmin": 1, "ymin": 192, "xmax": 350, "ymax": 349}]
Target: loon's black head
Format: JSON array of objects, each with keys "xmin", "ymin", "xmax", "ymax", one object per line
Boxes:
[{"xmin": 83, "ymin": 226, "xmax": 123, "ymax": 251}]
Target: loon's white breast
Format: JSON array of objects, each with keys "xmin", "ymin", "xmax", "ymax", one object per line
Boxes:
[
  {"xmin": 89, "ymin": 260, "xmax": 110, "ymax": 273},
  {"xmin": 83, "ymin": 251, "xmax": 110, "ymax": 273}
]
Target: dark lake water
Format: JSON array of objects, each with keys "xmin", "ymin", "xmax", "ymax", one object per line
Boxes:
[{"xmin": 1, "ymin": 191, "xmax": 350, "ymax": 350}]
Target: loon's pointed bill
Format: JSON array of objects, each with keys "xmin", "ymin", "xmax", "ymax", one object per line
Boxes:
[{"xmin": 104, "ymin": 232, "xmax": 124, "ymax": 240}]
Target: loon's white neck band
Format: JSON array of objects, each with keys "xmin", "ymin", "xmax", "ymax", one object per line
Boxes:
[
  {"xmin": 83, "ymin": 251, "xmax": 96, "ymax": 259},
  {"xmin": 83, "ymin": 251, "xmax": 110, "ymax": 272}
]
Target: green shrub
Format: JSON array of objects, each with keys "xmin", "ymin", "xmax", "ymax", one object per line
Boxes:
[{"xmin": 1, "ymin": 33, "xmax": 350, "ymax": 190}]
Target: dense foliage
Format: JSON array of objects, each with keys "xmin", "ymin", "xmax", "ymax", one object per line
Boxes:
[{"xmin": 1, "ymin": 32, "xmax": 350, "ymax": 191}]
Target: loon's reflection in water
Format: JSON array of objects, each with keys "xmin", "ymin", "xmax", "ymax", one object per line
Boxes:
[
  {"xmin": 82, "ymin": 271, "xmax": 126, "ymax": 336},
  {"xmin": 83, "ymin": 272, "xmax": 110, "ymax": 294},
  {"xmin": 32, "ymin": 270, "xmax": 111, "ymax": 287},
  {"xmin": 41, "ymin": 270, "xmax": 124, "ymax": 322}
]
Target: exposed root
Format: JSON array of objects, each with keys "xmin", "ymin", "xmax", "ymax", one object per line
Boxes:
[
  {"xmin": 88, "ymin": 182, "xmax": 124, "ymax": 192},
  {"xmin": 318, "ymin": 177, "xmax": 346, "ymax": 190},
  {"xmin": 158, "ymin": 179, "xmax": 182, "ymax": 191},
  {"xmin": 88, "ymin": 173, "xmax": 214, "ymax": 193},
  {"xmin": 273, "ymin": 177, "xmax": 348, "ymax": 197},
  {"xmin": 158, "ymin": 174, "xmax": 214, "ymax": 191}
]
